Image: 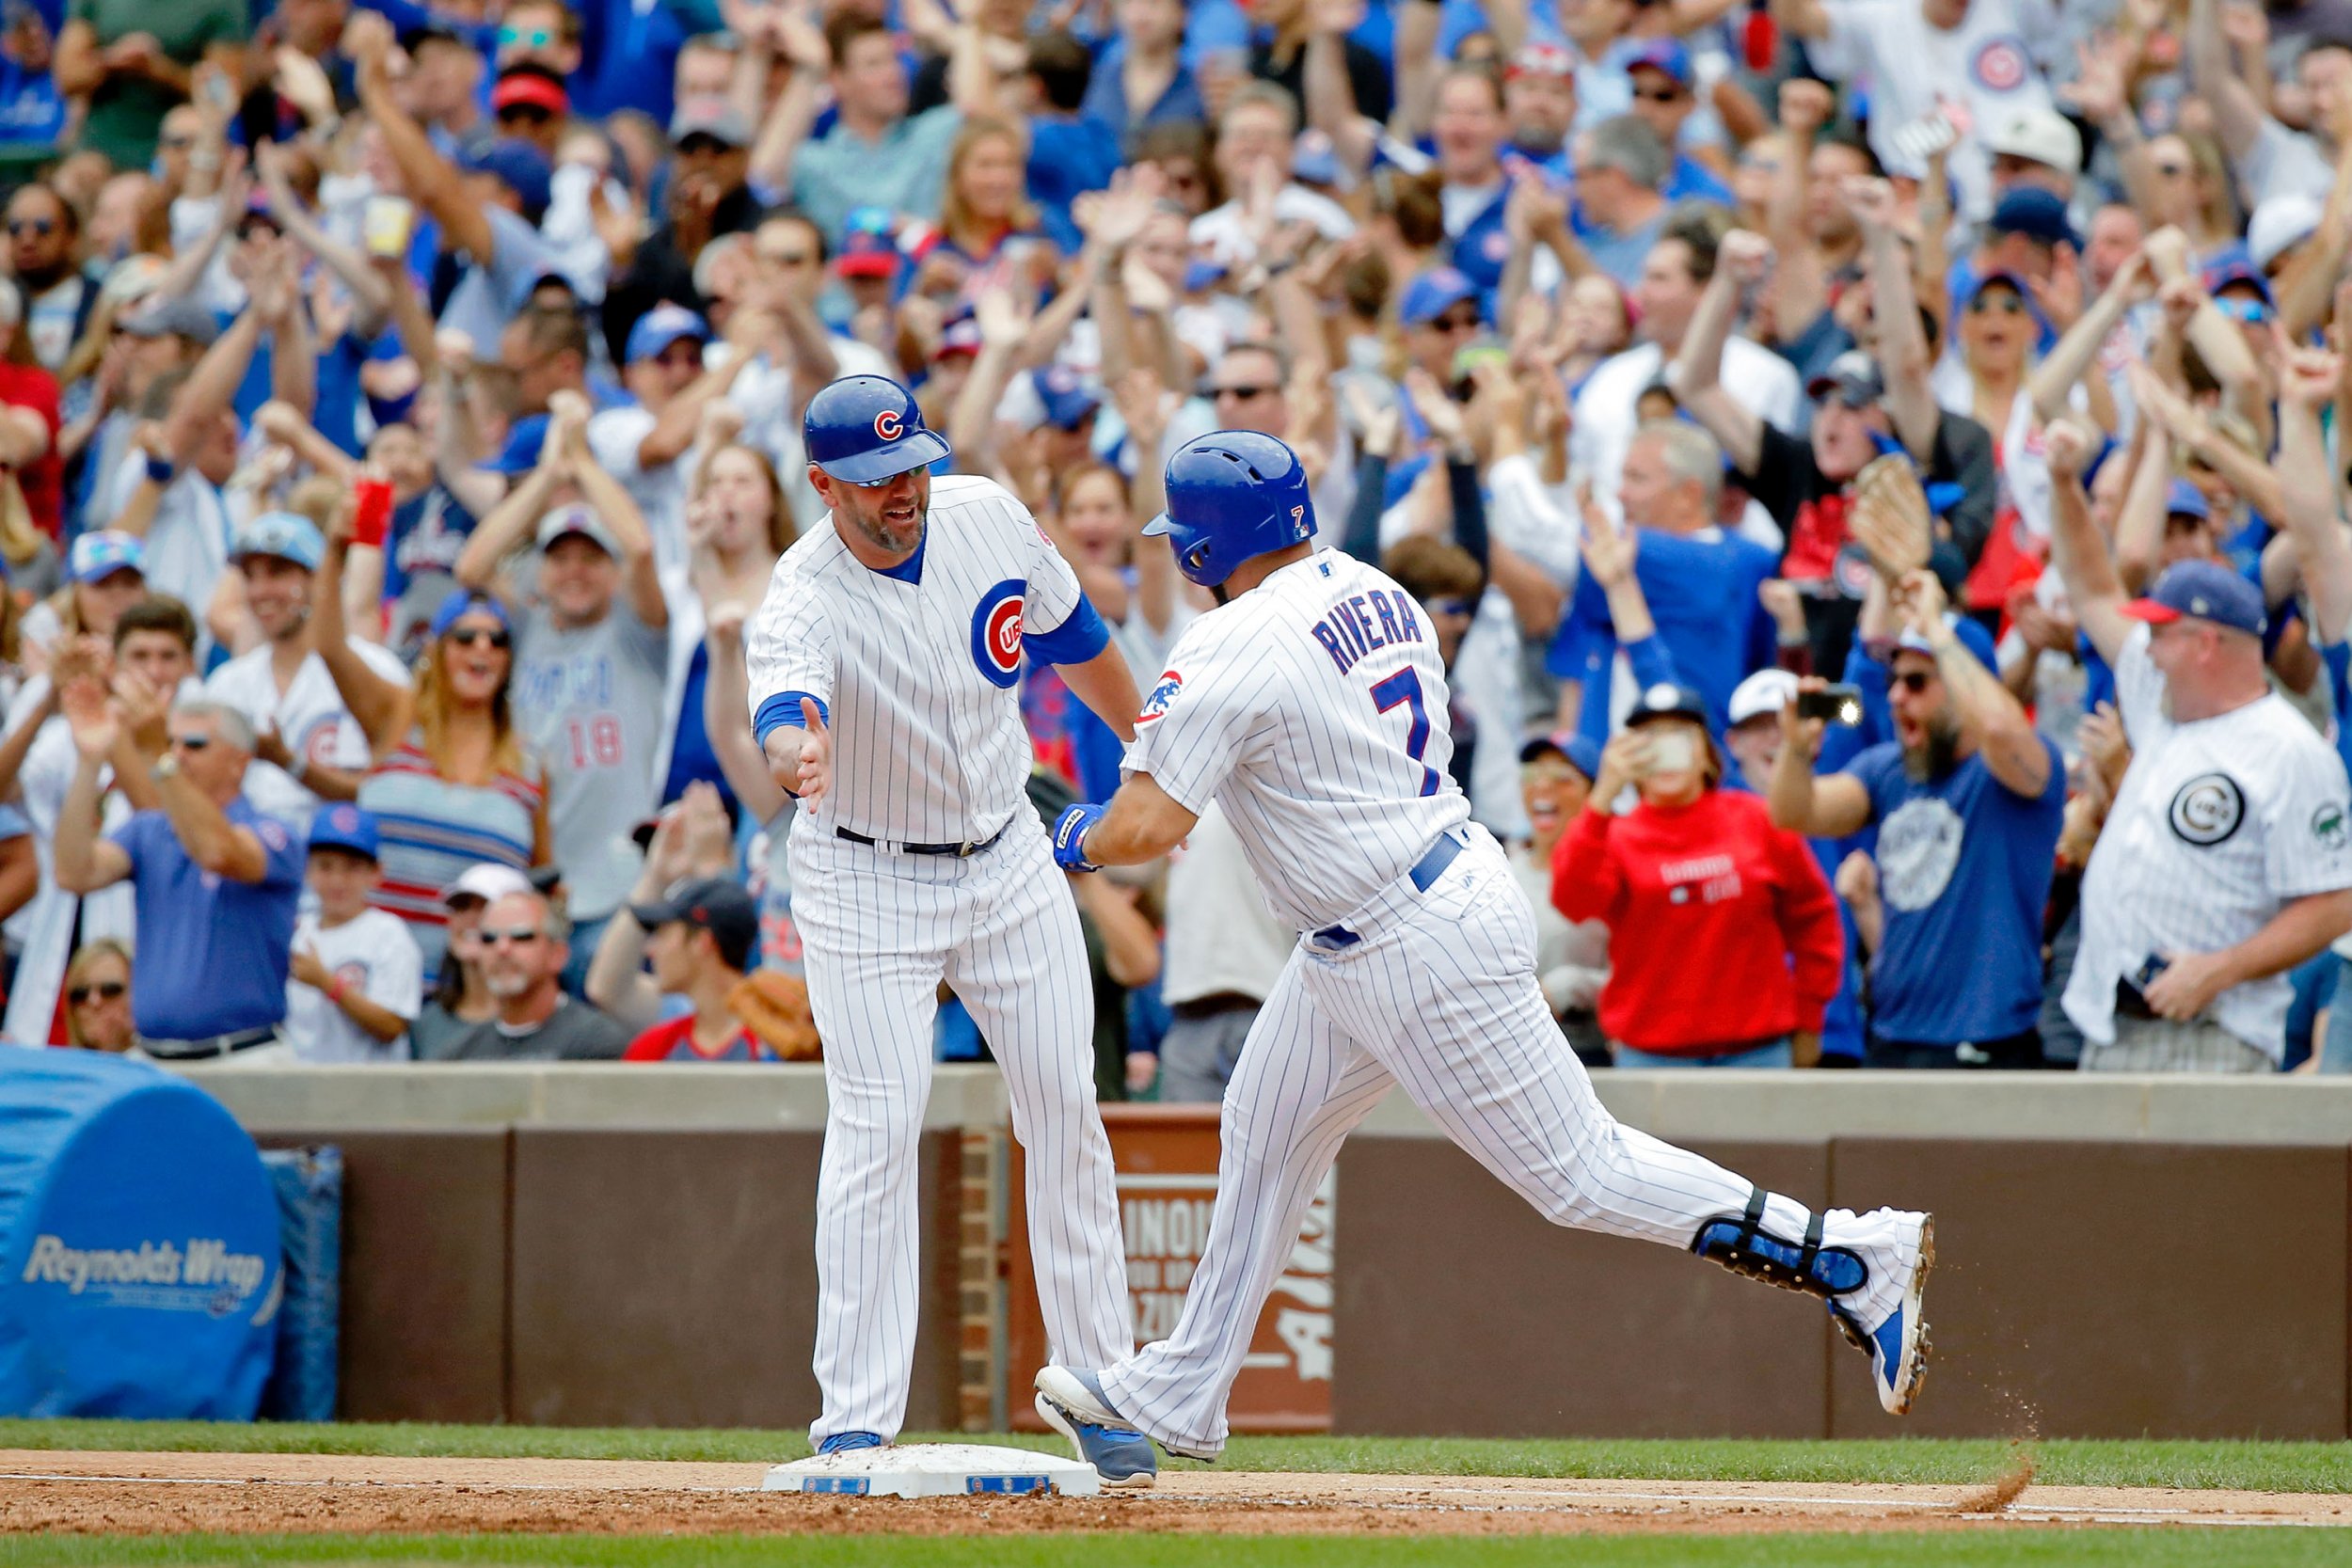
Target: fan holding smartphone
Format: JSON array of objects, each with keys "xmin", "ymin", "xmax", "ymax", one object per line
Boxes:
[
  {"xmin": 1552, "ymin": 680, "xmax": 1845, "ymax": 1069},
  {"xmin": 1764, "ymin": 449, "xmax": 2068, "ymax": 1070}
]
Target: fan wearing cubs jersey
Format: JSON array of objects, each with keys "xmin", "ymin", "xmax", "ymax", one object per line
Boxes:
[
  {"xmin": 1033, "ymin": 432, "xmax": 1935, "ymax": 1479},
  {"xmin": 743, "ymin": 376, "xmax": 1147, "ymax": 1475}
]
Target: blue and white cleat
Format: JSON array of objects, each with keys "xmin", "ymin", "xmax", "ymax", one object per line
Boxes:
[
  {"xmin": 1033, "ymin": 1366, "xmax": 1158, "ymax": 1489},
  {"xmin": 1835, "ymin": 1212, "xmax": 1934, "ymax": 1416},
  {"xmin": 817, "ymin": 1431, "xmax": 886, "ymax": 1456}
]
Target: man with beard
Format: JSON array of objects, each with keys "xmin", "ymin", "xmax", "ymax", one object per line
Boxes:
[
  {"xmin": 442, "ymin": 887, "xmax": 628, "ymax": 1060},
  {"xmin": 1769, "ymin": 567, "xmax": 2063, "ymax": 1069},
  {"xmin": 745, "ymin": 374, "xmax": 1142, "ymax": 1476},
  {"xmin": 205, "ymin": 511, "xmax": 412, "ymax": 832}
]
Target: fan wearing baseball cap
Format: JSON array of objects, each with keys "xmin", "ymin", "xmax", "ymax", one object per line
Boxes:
[
  {"xmin": 582, "ymin": 303, "xmax": 750, "ymax": 574},
  {"xmin": 454, "ymin": 390, "xmax": 671, "ymax": 991},
  {"xmin": 1770, "ymin": 567, "xmax": 2064, "ymax": 1069},
  {"xmin": 590, "ymin": 787, "xmax": 779, "ymax": 1060},
  {"xmin": 283, "ymin": 806, "xmax": 425, "ymax": 1063},
  {"xmin": 2044, "ymin": 415, "xmax": 2352, "ymax": 1073}
]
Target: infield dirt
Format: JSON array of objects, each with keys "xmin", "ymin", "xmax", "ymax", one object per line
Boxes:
[{"xmin": 1, "ymin": 1449, "xmax": 2344, "ymax": 1538}]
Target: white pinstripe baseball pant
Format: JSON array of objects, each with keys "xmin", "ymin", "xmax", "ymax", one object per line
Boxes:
[
  {"xmin": 1099, "ymin": 826, "xmax": 1902, "ymax": 1457},
  {"xmin": 793, "ymin": 812, "xmax": 1133, "ymax": 1443}
]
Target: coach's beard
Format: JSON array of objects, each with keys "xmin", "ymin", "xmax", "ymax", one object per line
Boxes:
[{"xmin": 849, "ymin": 496, "xmax": 926, "ymax": 557}]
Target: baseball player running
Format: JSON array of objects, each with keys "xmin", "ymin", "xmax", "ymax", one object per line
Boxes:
[
  {"xmin": 1034, "ymin": 432, "xmax": 1933, "ymax": 1479},
  {"xmin": 745, "ymin": 376, "xmax": 1142, "ymax": 1470}
]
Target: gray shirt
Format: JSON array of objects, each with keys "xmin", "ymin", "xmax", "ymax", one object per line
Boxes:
[
  {"xmin": 442, "ymin": 996, "xmax": 628, "ymax": 1060},
  {"xmin": 513, "ymin": 596, "xmax": 670, "ymax": 921}
]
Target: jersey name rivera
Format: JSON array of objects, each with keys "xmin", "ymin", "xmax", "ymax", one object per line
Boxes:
[{"xmin": 1310, "ymin": 587, "xmax": 1428, "ymax": 675}]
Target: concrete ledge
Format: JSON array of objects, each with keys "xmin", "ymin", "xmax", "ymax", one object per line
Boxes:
[
  {"xmin": 1354, "ymin": 1070, "xmax": 2352, "ymax": 1144},
  {"xmin": 174, "ymin": 1062, "xmax": 1011, "ymax": 1132},
  {"xmin": 173, "ymin": 1062, "xmax": 2352, "ymax": 1144}
]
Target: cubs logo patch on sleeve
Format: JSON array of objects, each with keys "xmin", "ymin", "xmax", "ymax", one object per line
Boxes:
[
  {"xmin": 1137, "ymin": 671, "xmax": 1183, "ymax": 724},
  {"xmin": 970, "ymin": 579, "xmax": 1026, "ymax": 689}
]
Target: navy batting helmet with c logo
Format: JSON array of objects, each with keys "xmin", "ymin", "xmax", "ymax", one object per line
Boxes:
[{"xmin": 804, "ymin": 374, "xmax": 951, "ymax": 486}]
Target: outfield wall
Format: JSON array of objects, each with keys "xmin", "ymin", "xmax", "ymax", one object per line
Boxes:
[{"xmin": 183, "ymin": 1064, "xmax": 2352, "ymax": 1440}]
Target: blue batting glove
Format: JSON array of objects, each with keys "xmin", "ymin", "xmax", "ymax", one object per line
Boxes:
[{"xmin": 1053, "ymin": 803, "xmax": 1106, "ymax": 873}]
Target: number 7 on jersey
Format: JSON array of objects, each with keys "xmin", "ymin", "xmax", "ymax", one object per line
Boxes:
[{"xmin": 1370, "ymin": 670, "xmax": 1439, "ymax": 797}]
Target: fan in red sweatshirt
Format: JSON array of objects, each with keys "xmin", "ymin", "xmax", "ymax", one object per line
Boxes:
[{"xmin": 1551, "ymin": 784, "xmax": 1844, "ymax": 1059}]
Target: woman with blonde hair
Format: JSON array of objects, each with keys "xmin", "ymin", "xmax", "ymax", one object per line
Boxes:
[
  {"xmin": 910, "ymin": 116, "xmax": 1051, "ymax": 308},
  {"xmin": 312, "ymin": 488, "xmax": 549, "ymax": 981},
  {"xmin": 62, "ymin": 938, "xmax": 135, "ymax": 1052}
]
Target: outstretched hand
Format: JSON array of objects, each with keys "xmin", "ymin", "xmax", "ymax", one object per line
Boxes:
[{"xmin": 767, "ymin": 697, "xmax": 833, "ymax": 807}]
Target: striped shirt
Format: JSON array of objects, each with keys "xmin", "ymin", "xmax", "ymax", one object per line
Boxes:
[{"xmin": 358, "ymin": 731, "xmax": 544, "ymax": 980}]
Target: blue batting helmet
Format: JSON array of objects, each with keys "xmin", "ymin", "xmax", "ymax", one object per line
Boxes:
[
  {"xmin": 1146, "ymin": 431, "xmax": 1316, "ymax": 588},
  {"xmin": 803, "ymin": 374, "xmax": 952, "ymax": 485}
]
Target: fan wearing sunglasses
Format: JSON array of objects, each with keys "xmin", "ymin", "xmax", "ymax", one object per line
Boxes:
[
  {"xmin": 63, "ymin": 939, "xmax": 135, "ymax": 1053},
  {"xmin": 440, "ymin": 888, "xmax": 628, "ymax": 1060},
  {"xmin": 54, "ymin": 695, "xmax": 306, "ymax": 1063},
  {"xmin": 317, "ymin": 473, "xmax": 553, "ymax": 984},
  {"xmin": 1770, "ymin": 547, "xmax": 2064, "ymax": 1071}
]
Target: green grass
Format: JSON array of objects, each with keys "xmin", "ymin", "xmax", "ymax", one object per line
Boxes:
[
  {"xmin": 0, "ymin": 1419, "xmax": 2346, "ymax": 1494},
  {"xmin": 0, "ymin": 1533, "xmax": 2344, "ymax": 1568}
]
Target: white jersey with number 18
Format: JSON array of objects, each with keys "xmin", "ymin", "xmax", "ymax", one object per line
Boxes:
[{"xmin": 1123, "ymin": 549, "xmax": 1471, "ymax": 932}]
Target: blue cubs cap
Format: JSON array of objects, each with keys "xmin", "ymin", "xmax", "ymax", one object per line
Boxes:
[
  {"xmin": 427, "ymin": 589, "xmax": 512, "ymax": 640},
  {"xmin": 69, "ymin": 530, "xmax": 146, "ymax": 584},
  {"xmin": 2202, "ymin": 254, "xmax": 2277, "ymax": 308},
  {"xmin": 1988, "ymin": 187, "xmax": 2078, "ymax": 249},
  {"xmin": 1519, "ymin": 730, "xmax": 1604, "ymax": 780},
  {"xmin": 803, "ymin": 373, "xmax": 951, "ymax": 485},
  {"xmin": 460, "ymin": 137, "xmax": 553, "ymax": 219},
  {"xmin": 2122, "ymin": 558, "xmax": 2267, "ymax": 637},
  {"xmin": 1148, "ymin": 430, "xmax": 1317, "ymax": 588},
  {"xmin": 308, "ymin": 803, "xmax": 381, "ymax": 862},
  {"xmin": 1625, "ymin": 37, "xmax": 1694, "ymax": 87},
  {"xmin": 1031, "ymin": 365, "xmax": 1102, "ymax": 432},
  {"xmin": 231, "ymin": 511, "xmax": 326, "ymax": 572},
  {"xmin": 1624, "ymin": 681, "xmax": 1710, "ymax": 727},
  {"xmin": 2165, "ymin": 478, "xmax": 2213, "ymax": 522},
  {"xmin": 1401, "ymin": 266, "xmax": 1481, "ymax": 327},
  {"xmin": 480, "ymin": 413, "xmax": 550, "ymax": 475},
  {"xmin": 625, "ymin": 304, "xmax": 709, "ymax": 365}
]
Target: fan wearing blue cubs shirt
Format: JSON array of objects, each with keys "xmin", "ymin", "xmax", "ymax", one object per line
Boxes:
[
  {"xmin": 742, "ymin": 375, "xmax": 1145, "ymax": 1479},
  {"xmin": 1548, "ymin": 418, "xmax": 1779, "ymax": 742},
  {"xmin": 1771, "ymin": 564, "xmax": 2064, "ymax": 1068}
]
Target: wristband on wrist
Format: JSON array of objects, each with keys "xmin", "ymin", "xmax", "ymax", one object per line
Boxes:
[
  {"xmin": 144, "ymin": 451, "xmax": 178, "ymax": 486},
  {"xmin": 326, "ymin": 975, "xmax": 347, "ymax": 1005}
]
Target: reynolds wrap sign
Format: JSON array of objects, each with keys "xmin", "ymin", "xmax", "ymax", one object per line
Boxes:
[
  {"xmin": 0, "ymin": 1052, "xmax": 283, "ymax": 1418},
  {"xmin": 21, "ymin": 1234, "xmax": 273, "ymax": 1317}
]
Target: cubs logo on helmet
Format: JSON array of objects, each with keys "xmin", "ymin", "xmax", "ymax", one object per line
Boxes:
[
  {"xmin": 874, "ymin": 409, "xmax": 904, "ymax": 441},
  {"xmin": 971, "ymin": 579, "xmax": 1026, "ymax": 689}
]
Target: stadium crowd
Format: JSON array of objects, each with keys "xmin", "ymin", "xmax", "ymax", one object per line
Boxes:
[{"xmin": 3, "ymin": 0, "xmax": 2352, "ymax": 1078}]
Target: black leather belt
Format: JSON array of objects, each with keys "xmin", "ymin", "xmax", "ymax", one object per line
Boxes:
[
  {"xmin": 836, "ymin": 824, "xmax": 1009, "ymax": 858},
  {"xmin": 143, "ymin": 1024, "xmax": 280, "ymax": 1061},
  {"xmin": 1312, "ymin": 829, "xmax": 1469, "ymax": 950}
]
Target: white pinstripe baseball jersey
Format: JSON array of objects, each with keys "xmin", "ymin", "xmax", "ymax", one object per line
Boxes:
[
  {"xmin": 2064, "ymin": 626, "xmax": 2352, "ymax": 1057},
  {"xmin": 1124, "ymin": 550, "xmax": 1471, "ymax": 931},
  {"xmin": 744, "ymin": 473, "xmax": 1089, "ymax": 846}
]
